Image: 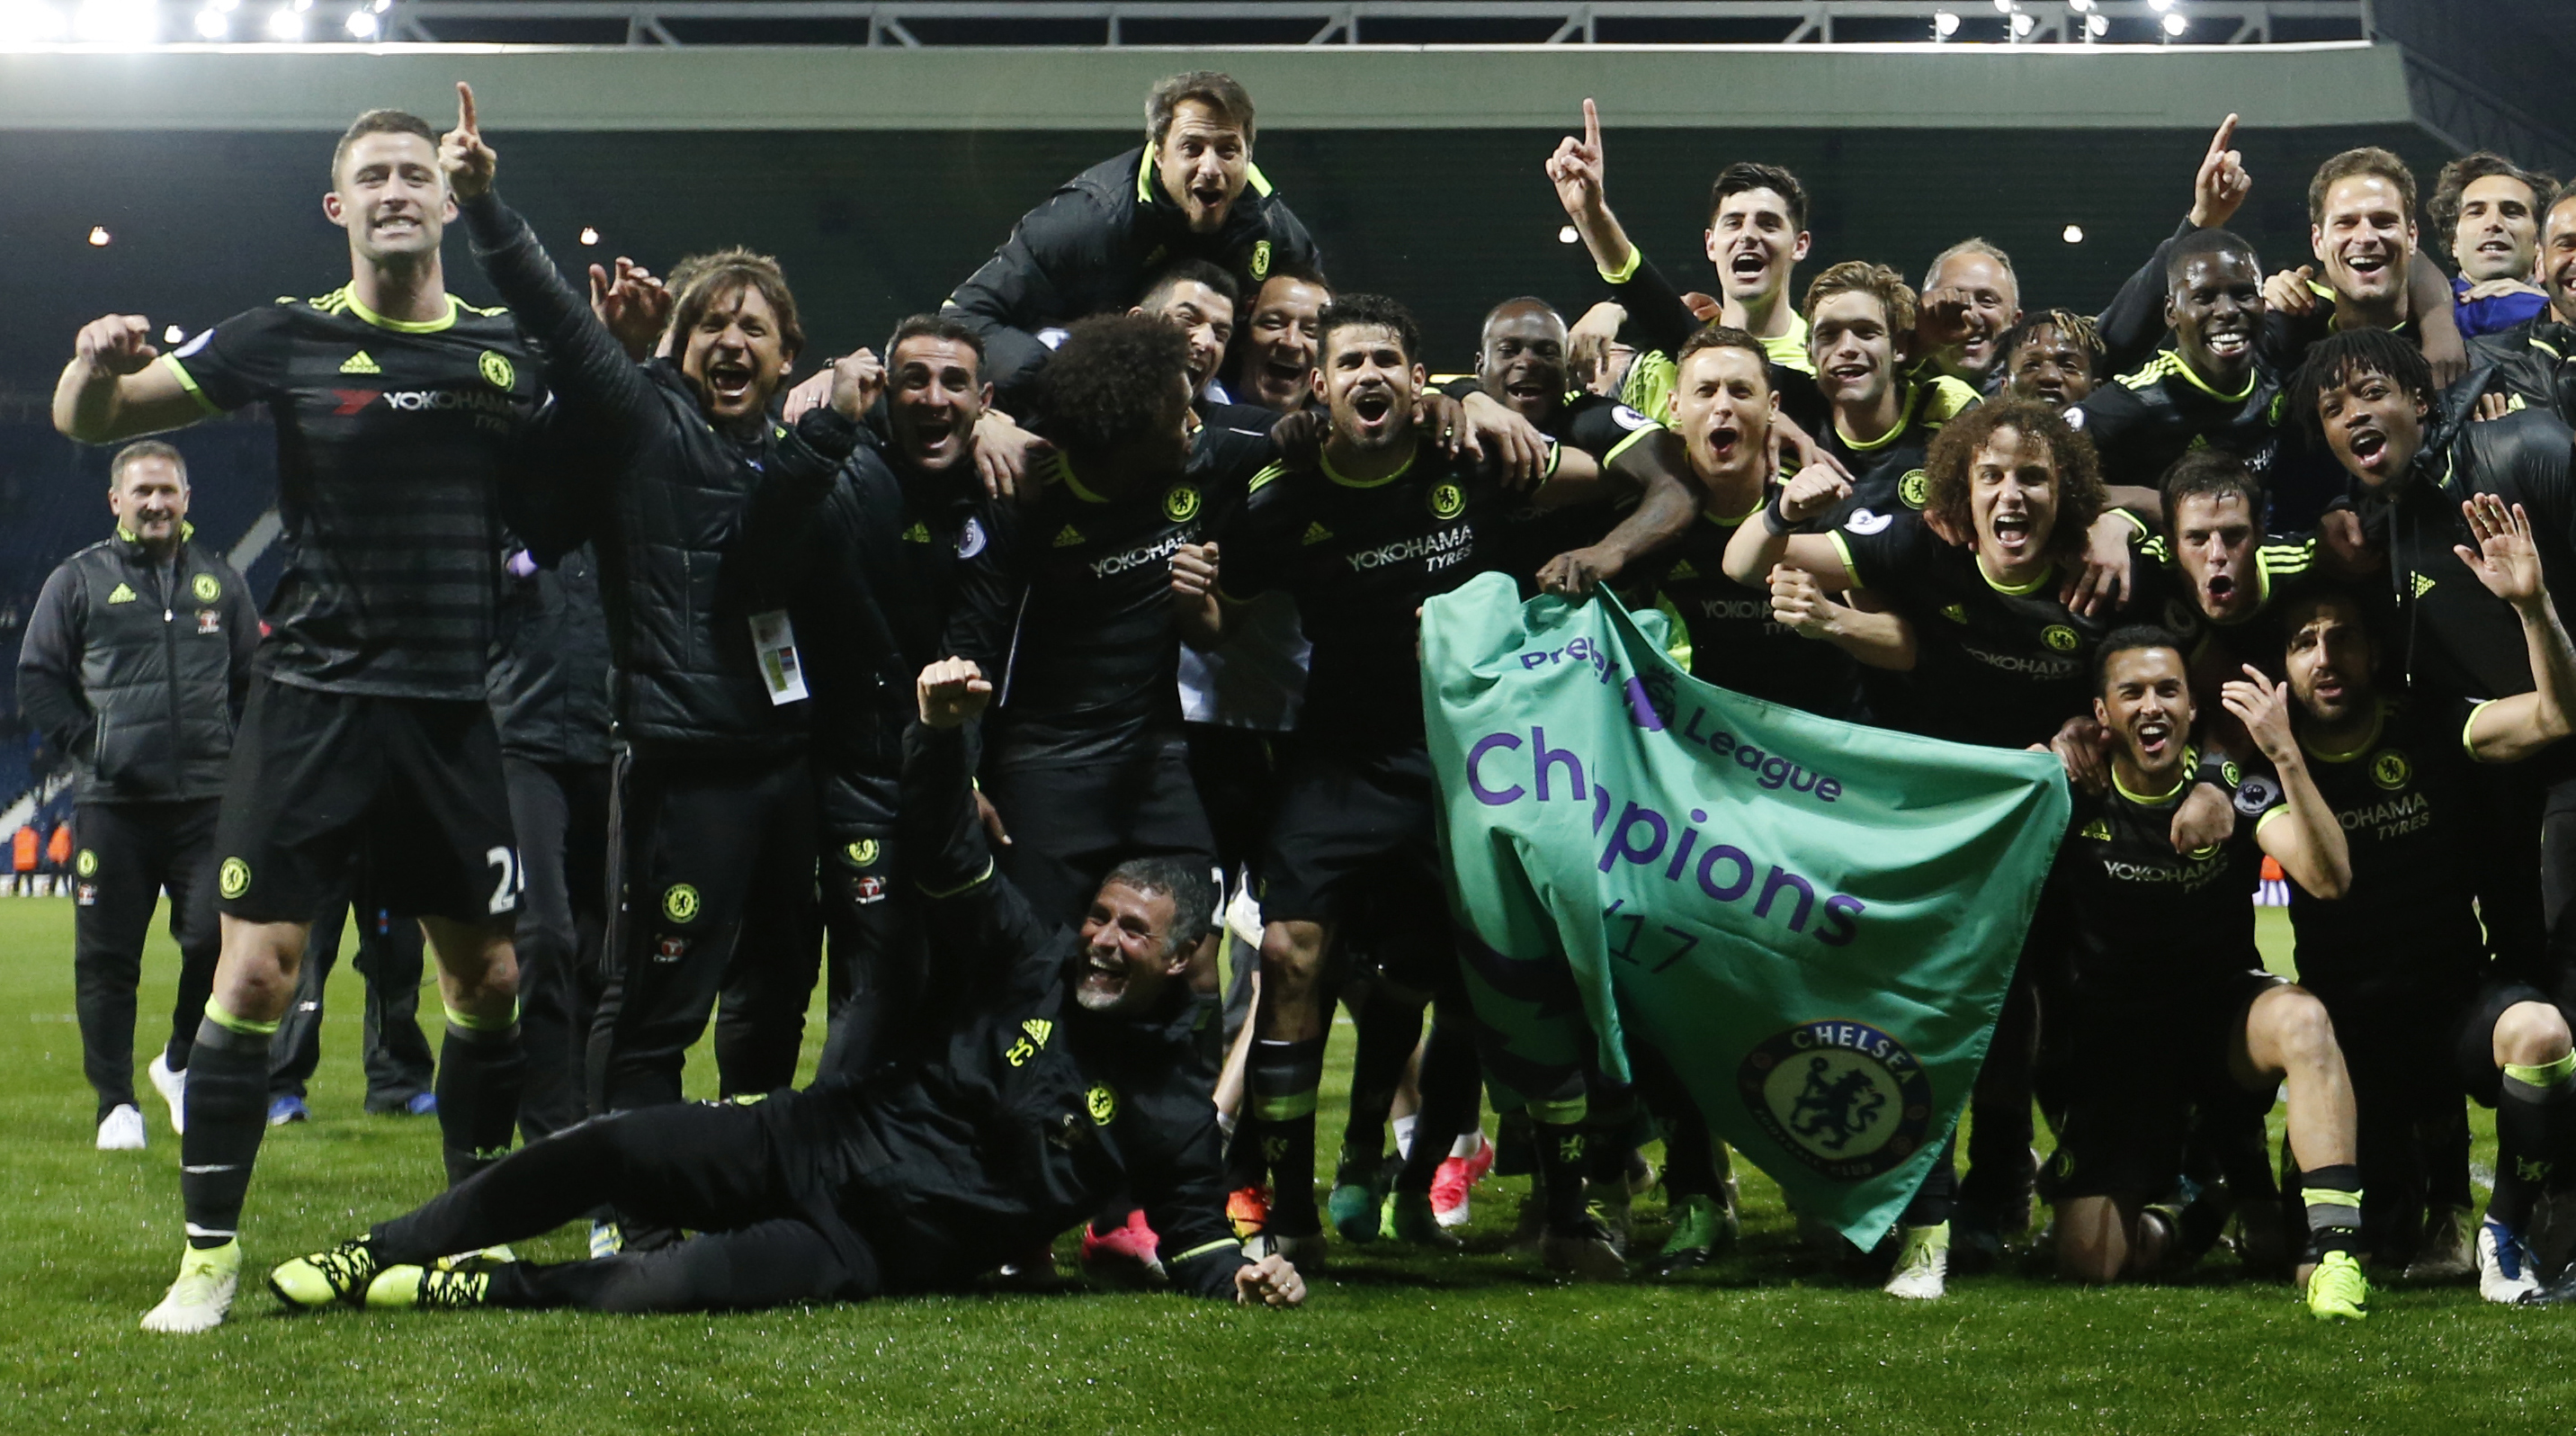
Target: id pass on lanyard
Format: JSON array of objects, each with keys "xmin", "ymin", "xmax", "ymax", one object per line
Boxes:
[{"xmin": 750, "ymin": 610, "xmax": 809, "ymax": 705}]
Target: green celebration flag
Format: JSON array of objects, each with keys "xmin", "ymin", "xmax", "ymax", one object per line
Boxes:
[{"xmin": 1421, "ymin": 572, "xmax": 2071, "ymax": 1243}]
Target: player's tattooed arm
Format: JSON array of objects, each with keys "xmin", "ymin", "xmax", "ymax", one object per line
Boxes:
[
  {"xmin": 2459, "ymin": 496, "xmax": 2576, "ymax": 761},
  {"xmin": 1539, "ymin": 430, "xmax": 1695, "ymax": 599}
]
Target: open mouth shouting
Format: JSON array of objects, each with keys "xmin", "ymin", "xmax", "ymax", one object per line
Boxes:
[
  {"xmin": 2342, "ymin": 422, "xmax": 2391, "ymax": 476},
  {"xmin": 1726, "ymin": 244, "xmax": 1774, "ymax": 288},
  {"xmin": 1988, "ymin": 506, "xmax": 2035, "ymax": 560},
  {"xmin": 1346, "ymin": 384, "xmax": 1399, "ymax": 443},
  {"xmin": 2131, "ymin": 711, "xmax": 2177, "ymax": 764},
  {"xmin": 704, "ymin": 356, "xmax": 758, "ymax": 410}
]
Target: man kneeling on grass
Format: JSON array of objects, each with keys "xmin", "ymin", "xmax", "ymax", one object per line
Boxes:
[{"xmin": 265, "ymin": 659, "xmax": 1304, "ymax": 1315}]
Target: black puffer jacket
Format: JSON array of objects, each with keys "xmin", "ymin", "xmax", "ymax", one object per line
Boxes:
[
  {"xmin": 487, "ymin": 541, "xmax": 614, "ymax": 767},
  {"xmin": 17, "ymin": 527, "xmax": 260, "ymax": 804},
  {"xmin": 943, "ymin": 145, "xmax": 1321, "ymax": 413},
  {"xmin": 2473, "ymin": 315, "xmax": 2576, "ymax": 424},
  {"xmin": 461, "ymin": 193, "xmax": 857, "ymax": 753}
]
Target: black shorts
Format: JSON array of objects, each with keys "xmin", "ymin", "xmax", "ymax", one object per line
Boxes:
[
  {"xmin": 2055, "ymin": 967, "xmax": 2284, "ymax": 1201},
  {"xmin": 215, "ymin": 678, "xmax": 518, "ymax": 925},
  {"xmin": 1259, "ymin": 742, "xmax": 1453, "ymax": 991},
  {"xmin": 980, "ymin": 733, "xmax": 1217, "ymax": 930}
]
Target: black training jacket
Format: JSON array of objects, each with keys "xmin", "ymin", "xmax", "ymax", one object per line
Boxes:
[
  {"xmin": 795, "ymin": 447, "xmax": 991, "ymax": 832},
  {"xmin": 487, "ymin": 542, "xmax": 614, "ymax": 767},
  {"xmin": 804, "ymin": 719, "xmax": 1248, "ymax": 1298},
  {"xmin": 943, "ymin": 145, "xmax": 1321, "ymax": 414},
  {"xmin": 17, "ymin": 527, "xmax": 259, "ymax": 805},
  {"xmin": 461, "ymin": 193, "xmax": 858, "ymax": 754},
  {"xmin": 2473, "ymin": 316, "xmax": 2576, "ymax": 425}
]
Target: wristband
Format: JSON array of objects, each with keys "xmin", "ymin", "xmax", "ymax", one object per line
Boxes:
[
  {"xmin": 2193, "ymin": 749, "xmax": 2242, "ymax": 794},
  {"xmin": 1762, "ymin": 491, "xmax": 1797, "ymax": 536}
]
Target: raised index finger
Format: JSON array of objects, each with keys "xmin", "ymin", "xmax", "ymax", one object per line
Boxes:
[
  {"xmin": 455, "ymin": 80, "xmax": 479, "ymax": 136},
  {"xmin": 2205, "ymin": 112, "xmax": 2238, "ymax": 162},
  {"xmin": 1582, "ymin": 97, "xmax": 1600, "ymax": 152}
]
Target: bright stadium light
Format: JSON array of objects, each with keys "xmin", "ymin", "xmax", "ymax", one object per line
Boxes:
[
  {"xmin": 343, "ymin": 4, "xmax": 374, "ymax": 35},
  {"xmin": 163, "ymin": 324, "xmax": 186, "ymax": 343},
  {"xmin": 1990, "ymin": 0, "xmax": 2008, "ymax": 11},
  {"xmin": 265, "ymin": 1, "xmax": 300, "ymax": 37},
  {"xmin": 88, "ymin": 224, "xmax": 112, "ymax": 246},
  {"xmin": 2147, "ymin": 0, "xmax": 2177, "ymax": 10},
  {"xmin": 2162, "ymin": 12, "xmax": 2187, "ymax": 35},
  {"xmin": 2009, "ymin": 12, "xmax": 2034, "ymax": 36},
  {"xmin": 580, "ymin": 226, "xmax": 602, "ymax": 246},
  {"xmin": 1931, "ymin": 10, "xmax": 1959, "ymax": 40},
  {"xmin": 2086, "ymin": 12, "xmax": 2108, "ymax": 35},
  {"xmin": 2068, "ymin": 0, "xmax": 2094, "ymax": 10},
  {"xmin": 2062, "ymin": 224, "xmax": 2084, "ymax": 243},
  {"xmin": 192, "ymin": 5, "xmax": 225, "ymax": 34},
  {"xmin": 0, "ymin": 1, "xmax": 70, "ymax": 44},
  {"xmin": 74, "ymin": 0, "xmax": 158, "ymax": 42}
]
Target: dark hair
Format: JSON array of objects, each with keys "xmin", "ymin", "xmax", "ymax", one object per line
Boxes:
[
  {"xmin": 1708, "ymin": 162, "xmax": 1810, "ymax": 233},
  {"xmin": 1034, "ymin": 313, "xmax": 1192, "ymax": 458},
  {"xmin": 2094, "ymin": 624, "xmax": 2187, "ymax": 695},
  {"xmin": 2428, "ymin": 151, "xmax": 2554, "ymax": 256},
  {"xmin": 2308, "ymin": 147, "xmax": 2418, "ymax": 227},
  {"xmin": 1921, "ymin": 398, "xmax": 2106, "ymax": 566},
  {"xmin": 1317, "ymin": 293, "xmax": 1422, "ymax": 365},
  {"xmin": 1253, "ymin": 263, "xmax": 1332, "ymax": 298},
  {"xmin": 331, "ymin": 109, "xmax": 439, "ymax": 184},
  {"xmin": 2548, "ymin": 179, "xmax": 2576, "ymax": 241},
  {"xmin": 886, "ymin": 313, "xmax": 984, "ymax": 374},
  {"xmin": 1998, "ymin": 310, "xmax": 2103, "ymax": 375},
  {"xmin": 669, "ymin": 247, "xmax": 805, "ymax": 363},
  {"xmin": 1147, "ymin": 71, "xmax": 1256, "ymax": 148},
  {"xmin": 109, "ymin": 438, "xmax": 186, "ymax": 490},
  {"xmin": 2158, "ymin": 447, "xmax": 2266, "ymax": 535},
  {"xmin": 2167, "ymin": 226, "xmax": 2259, "ymax": 286},
  {"xmin": 2288, "ymin": 328, "xmax": 2434, "ymax": 440},
  {"xmin": 1140, "ymin": 258, "xmax": 1240, "ymax": 314},
  {"xmin": 1802, "ymin": 260, "xmax": 1917, "ymax": 336},
  {"xmin": 1674, "ymin": 323, "xmax": 1773, "ymax": 386},
  {"xmin": 1101, "ymin": 856, "xmax": 1219, "ymax": 948}
]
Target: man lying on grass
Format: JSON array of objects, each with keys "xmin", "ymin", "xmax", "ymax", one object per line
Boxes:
[{"xmin": 265, "ymin": 658, "xmax": 1304, "ymax": 1315}]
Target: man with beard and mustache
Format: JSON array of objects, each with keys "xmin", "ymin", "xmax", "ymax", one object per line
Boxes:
[
  {"xmin": 1131, "ymin": 260, "xmax": 1242, "ymax": 411},
  {"xmin": 429, "ymin": 89, "xmax": 880, "ymax": 1159},
  {"xmin": 267, "ymin": 659, "xmax": 1306, "ymax": 1318},
  {"xmin": 2048, "ymin": 629, "xmax": 2366, "ymax": 1321},
  {"xmin": 56, "ymin": 103, "xmax": 543, "ymax": 1333},
  {"xmin": 765, "ymin": 317, "xmax": 1003, "ymax": 1087},
  {"xmin": 944, "ymin": 71, "xmax": 1321, "ymax": 415},
  {"xmin": 2473, "ymin": 181, "xmax": 2576, "ymax": 423},
  {"xmin": 2271, "ymin": 549, "xmax": 2576, "ymax": 1303},
  {"xmin": 2430, "ymin": 153, "xmax": 2554, "ymax": 340},
  {"xmin": 2296, "ymin": 328, "xmax": 2576, "ymax": 1109},
  {"xmin": 1172, "ymin": 294, "xmax": 1650, "ymax": 1277},
  {"xmin": 2067, "ymin": 229, "xmax": 2285, "ymax": 505}
]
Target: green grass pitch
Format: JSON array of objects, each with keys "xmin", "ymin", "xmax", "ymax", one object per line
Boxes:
[{"xmin": 4, "ymin": 896, "xmax": 2574, "ymax": 1433}]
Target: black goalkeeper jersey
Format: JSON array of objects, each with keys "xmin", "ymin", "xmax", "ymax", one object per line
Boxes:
[
  {"xmin": 2057, "ymin": 749, "xmax": 2285, "ymax": 1001},
  {"xmin": 2066, "ymin": 349, "xmax": 2283, "ymax": 494},
  {"xmin": 163, "ymin": 287, "xmax": 539, "ymax": 701},
  {"xmin": 1218, "ymin": 435, "xmax": 1542, "ymax": 747},
  {"xmin": 944, "ymin": 416, "xmax": 1275, "ymax": 761},
  {"xmin": 2286, "ymin": 696, "xmax": 2488, "ymax": 1000}
]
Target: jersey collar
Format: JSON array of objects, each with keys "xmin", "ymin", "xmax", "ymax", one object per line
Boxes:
[
  {"xmin": 1320, "ymin": 444, "xmax": 1416, "ymax": 489},
  {"xmin": 340, "ymin": 286, "xmax": 461, "ymax": 334},
  {"xmin": 2298, "ymin": 696, "xmax": 2391, "ymax": 762},
  {"xmin": 1974, "ymin": 552, "xmax": 2055, "ymax": 595},
  {"xmin": 1834, "ymin": 380, "xmax": 1921, "ymax": 453},
  {"xmin": 2111, "ymin": 744, "xmax": 2196, "ymax": 805},
  {"xmin": 2163, "ymin": 347, "xmax": 2258, "ymax": 404}
]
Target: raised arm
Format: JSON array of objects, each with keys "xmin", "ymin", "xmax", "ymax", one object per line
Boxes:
[
  {"xmin": 54, "ymin": 316, "xmax": 207, "ymax": 444},
  {"xmin": 2232, "ymin": 665, "xmax": 2351, "ymax": 899},
  {"xmin": 900, "ymin": 659, "xmax": 1058, "ymax": 987},
  {"xmin": 1721, "ymin": 467, "xmax": 1855, "ymax": 588},
  {"xmin": 2457, "ymin": 495, "xmax": 2576, "ymax": 762},
  {"xmin": 943, "ymin": 187, "xmax": 1110, "ymax": 416},
  {"xmin": 440, "ymin": 83, "xmax": 662, "ymax": 445},
  {"xmin": 2096, "ymin": 116, "xmax": 2251, "ymax": 373}
]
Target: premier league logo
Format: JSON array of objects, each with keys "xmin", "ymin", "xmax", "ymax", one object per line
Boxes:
[{"xmin": 1739, "ymin": 1019, "xmax": 1934, "ymax": 1180}]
